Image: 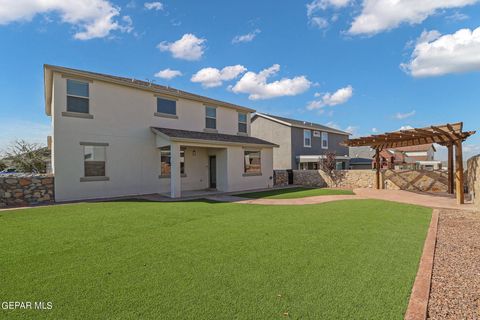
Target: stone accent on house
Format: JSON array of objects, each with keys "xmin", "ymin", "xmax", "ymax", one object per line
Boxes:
[
  {"xmin": 273, "ymin": 170, "xmax": 288, "ymax": 187},
  {"xmin": 467, "ymin": 155, "xmax": 480, "ymax": 209},
  {"xmin": 0, "ymin": 175, "xmax": 54, "ymax": 207},
  {"xmin": 292, "ymin": 169, "xmax": 449, "ymax": 192}
]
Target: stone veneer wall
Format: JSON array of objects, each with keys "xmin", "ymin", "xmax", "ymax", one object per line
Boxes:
[
  {"xmin": 293, "ymin": 170, "xmax": 375, "ymax": 188},
  {"xmin": 293, "ymin": 169, "xmax": 448, "ymax": 192},
  {"xmin": 273, "ymin": 170, "xmax": 288, "ymax": 187},
  {"xmin": 0, "ymin": 175, "xmax": 54, "ymax": 208},
  {"xmin": 467, "ymin": 155, "xmax": 480, "ymax": 209}
]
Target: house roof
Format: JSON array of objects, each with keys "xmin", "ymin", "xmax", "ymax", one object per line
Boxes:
[
  {"xmin": 252, "ymin": 113, "xmax": 351, "ymax": 135},
  {"xmin": 44, "ymin": 65, "xmax": 255, "ymax": 116},
  {"xmin": 151, "ymin": 127, "xmax": 278, "ymax": 147}
]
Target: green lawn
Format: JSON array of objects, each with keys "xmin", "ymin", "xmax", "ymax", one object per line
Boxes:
[
  {"xmin": 236, "ymin": 187, "xmax": 355, "ymax": 199},
  {"xmin": 0, "ymin": 200, "xmax": 430, "ymax": 319}
]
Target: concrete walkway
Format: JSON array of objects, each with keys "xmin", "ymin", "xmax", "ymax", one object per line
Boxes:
[{"xmin": 207, "ymin": 188, "xmax": 477, "ymax": 211}]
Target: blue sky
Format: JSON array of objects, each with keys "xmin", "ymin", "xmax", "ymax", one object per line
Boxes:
[{"xmin": 1, "ymin": 0, "xmax": 479, "ymax": 159}]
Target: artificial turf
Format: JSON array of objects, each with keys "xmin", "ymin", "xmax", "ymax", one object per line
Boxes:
[
  {"xmin": 236, "ymin": 187, "xmax": 355, "ymax": 199},
  {"xmin": 0, "ymin": 200, "xmax": 431, "ymax": 319}
]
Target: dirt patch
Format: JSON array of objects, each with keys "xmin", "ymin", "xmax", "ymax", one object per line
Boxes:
[{"xmin": 427, "ymin": 210, "xmax": 480, "ymax": 319}]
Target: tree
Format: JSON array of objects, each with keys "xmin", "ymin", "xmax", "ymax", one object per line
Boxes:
[
  {"xmin": 0, "ymin": 160, "xmax": 5, "ymax": 171},
  {"xmin": 321, "ymin": 152, "xmax": 337, "ymax": 175},
  {"xmin": 5, "ymin": 140, "xmax": 48, "ymax": 173}
]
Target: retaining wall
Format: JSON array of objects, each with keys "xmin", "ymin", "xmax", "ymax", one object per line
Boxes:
[
  {"xmin": 0, "ymin": 175, "xmax": 54, "ymax": 207},
  {"xmin": 292, "ymin": 169, "xmax": 448, "ymax": 192}
]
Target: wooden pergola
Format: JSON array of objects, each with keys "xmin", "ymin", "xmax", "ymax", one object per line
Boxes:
[{"xmin": 344, "ymin": 122, "xmax": 475, "ymax": 204}]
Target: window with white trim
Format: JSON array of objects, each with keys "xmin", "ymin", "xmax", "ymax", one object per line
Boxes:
[
  {"xmin": 244, "ymin": 150, "xmax": 261, "ymax": 174},
  {"xmin": 321, "ymin": 132, "xmax": 328, "ymax": 149},
  {"xmin": 160, "ymin": 146, "xmax": 185, "ymax": 176},
  {"xmin": 205, "ymin": 106, "xmax": 217, "ymax": 129},
  {"xmin": 67, "ymin": 79, "xmax": 89, "ymax": 113},
  {"xmin": 238, "ymin": 113, "xmax": 247, "ymax": 133},
  {"xmin": 84, "ymin": 145, "xmax": 106, "ymax": 177},
  {"xmin": 304, "ymin": 129, "xmax": 312, "ymax": 147}
]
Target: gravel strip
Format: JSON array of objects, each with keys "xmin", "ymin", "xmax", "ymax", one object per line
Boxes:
[{"xmin": 427, "ymin": 210, "xmax": 480, "ymax": 319}]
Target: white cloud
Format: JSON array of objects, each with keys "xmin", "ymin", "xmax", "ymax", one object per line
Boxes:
[
  {"xmin": 0, "ymin": 0, "xmax": 133, "ymax": 40},
  {"xmin": 395, "ymin": 110, "xmax": 416, "ymax": 120},
  {"xmin": 372, "ymin": 127, "xmax": 378, "ymax": 133},
  {"xmin": 232, "ymin": 29, "xmax": 260, "ymax": 44},
  {"xmin": 307, "ymin": 85, "xmax": 353, "ymax": 110},
  {"xmin": 154, "ymin": 68, "xmax": 182, "ymax": 80},
  {"xmin": 231, "ymin": 64, "xmax": 311, "ymax": 100},
  {"xmin": 446, "ymin": 11, "xmax": 469, "ymax": 21},
  {"xmin": 157, "ymin": 33, "xmax": 206, "ymax": 61},
  {"xmin": 309, "ymin": 17, "xmax": 329, "ymax": 29},
  {"xmin": 191, "ymin": 65, "xmax": 246, "ymax": 88},
  {"xmin": 399, "ymin": 125, "xmax": 414, "ymax": 130},
  {"xmin": 306, "ymin": 0, "xmax": 350, "ymax": 16},
  {"xmin": 144, "ymin": 2, "xmax": 163, "ymax": 10},
  {"xmin": 345, "ymin": 125, "xmax": 358, "ymax": 135},
  {"xmin": 348, "ymin": 0, "xmax": 478, "ymax": 35},
  {"xmin": 306, "ymin": 0, "xmax": 349, "ymax": 29},
  {"xmin": 401, "ymin": 27, "xmax": 480, "ymax": 77}
]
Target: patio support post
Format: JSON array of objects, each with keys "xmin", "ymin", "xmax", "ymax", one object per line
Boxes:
[
  {"xmin": 170, "ymin": 142, "xmax": 181, "ymax": 198},
  {"xmin": 454, "ymin": 140, "xmax": 464, "ymax": 204},
  {"xmin": 375, "ymin": 148, "xmax": 380, "ymax": 190},
  {"xmin": 447, "ymin": 143, "xmax": 454, "ymax": 194}
]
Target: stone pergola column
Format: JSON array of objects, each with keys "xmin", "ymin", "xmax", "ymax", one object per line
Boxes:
[{"xmin": 170, "ymin": 142, "xmax": 181, "ymax": 198}]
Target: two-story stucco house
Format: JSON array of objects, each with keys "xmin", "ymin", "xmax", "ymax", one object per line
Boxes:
[
  {"xmin": 251, "ymin": 113, "xmax": 350, "ymax": 170},
  {"xmin": 44, "ymin": 65, "xmax": 277, "ymax": 201}
]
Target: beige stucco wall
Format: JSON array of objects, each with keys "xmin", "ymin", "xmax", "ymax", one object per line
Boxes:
[
  {"xmin": 51, "ymin": 72, "xmax": 272, "ymax": 201},
  {"xmin": 251, "ymin": 116, "xmax": 292, "ymax": 169}
]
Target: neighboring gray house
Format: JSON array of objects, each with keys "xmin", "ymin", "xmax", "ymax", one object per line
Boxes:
[
  {"xmin": 251, "ymin": 113, "xmax": 350, "ymax": 170},
  {"xmin": 349, "ymin": 146, "xmax": 374, "ymax": 170}
]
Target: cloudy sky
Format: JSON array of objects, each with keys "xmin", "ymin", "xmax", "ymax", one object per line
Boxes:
[{"xmin": 0, "ymin": 0, "xmax": 479, "ymax": 159}]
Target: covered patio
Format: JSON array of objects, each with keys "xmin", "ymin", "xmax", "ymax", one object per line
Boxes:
[{"xmin": 344, "ymin": 122, "xmax": 476, "ymax": 204}]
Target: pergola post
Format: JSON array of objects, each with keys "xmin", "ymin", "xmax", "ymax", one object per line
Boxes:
[
  {"xmin": 375, "ymin": 148, "xmax": 380, "ymax": 190},
  {"xmin": 454, "ymin": 140, "xmax": 464, "ymax": 204},
  {"xmin": 447, "ymin": 143, "xmax": 454, "ymax": 194}
]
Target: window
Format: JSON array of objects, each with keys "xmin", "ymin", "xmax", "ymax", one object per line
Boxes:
[
  {"xmin": 321, "ymin": 132, "xmax": 329, "ymax": 149},
  {"xmin": 299, "ymin": 162, "xmax": 319, "ymax": 170},
  {"xmin": 304, "ymin": 129, "xmax": 311, "ymax": 147},
  {"xmin": 84, "ymin": 145, "xmax": 106, "ymax": 177},
  {"xmin": 157, "ymin": 97, "xmax": 176, "ymax": 116},
  {"xmin": 160, "ymin": 146, "xmax": 185, "ymax": 176},
  {"xmin": 67, "ymin": 79, "xmax": 89, "ymax": 113},
  {"xmin": 205, "ymin": 106, "xmax": 217, "ymax": 129},
  {"xmin": 244, "ymin": 150, "xmax": 261, "ymax": 174},
  {"xmin": 238, "ymin": 113, "xmax": 247, "ymax": 133}
]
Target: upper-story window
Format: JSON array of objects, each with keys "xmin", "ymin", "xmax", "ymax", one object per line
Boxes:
[
  {"xmin": 205, "ymin": 106, "xmax": 217, "ymax": 130},
  {"xmin": 238, "ymin": 113, "xmax": 247, "ymax": 134},
  {"xmin": 304, "ymin": 129, "xmax": 312, "ymax": 147},
  {"xmin": 67, "ymin": 79, "xmax": 89, "ymax": 114},
  {"xmin": 156, "ymin": 97, "xmax": 177, "ymax": 117},
  {"xmin": 321, "ymin": 132, "xmax": 329, "ymax": 149}
]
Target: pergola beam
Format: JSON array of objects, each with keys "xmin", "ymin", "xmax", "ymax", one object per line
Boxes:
[{"xmin": 344, "ymin": 122, "xmax": 476, "ymax": 205}]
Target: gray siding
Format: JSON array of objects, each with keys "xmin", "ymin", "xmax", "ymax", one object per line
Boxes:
[{"xmin": 290, "ymin": 127, "xmax": 349, "ymax": 169}]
